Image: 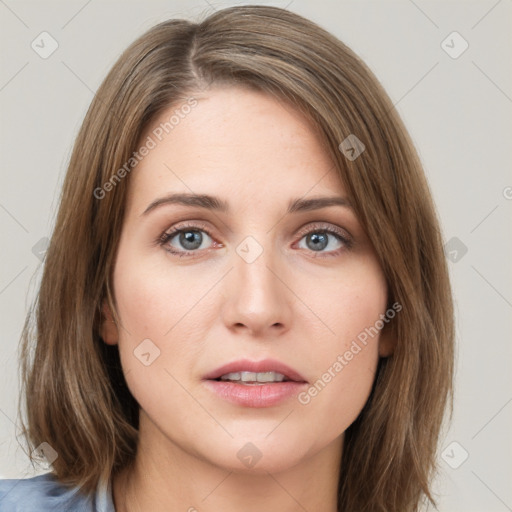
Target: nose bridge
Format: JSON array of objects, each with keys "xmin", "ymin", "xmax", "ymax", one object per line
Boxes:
[
  {"xmin": 221, "ymin": 230, "xmax": 290, "ymax": 332},
  {"xmin": 234, "ymin": 232, "xmax": 280, "ymax": 300}
]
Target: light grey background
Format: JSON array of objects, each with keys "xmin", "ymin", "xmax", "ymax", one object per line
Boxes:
[{"xmin": 1, "ymin": 1, "xmax": 511, "ymax": 511}]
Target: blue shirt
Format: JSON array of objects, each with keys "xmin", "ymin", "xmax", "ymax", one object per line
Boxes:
[{"xmin": 0, "ymin": 472, "xmax": 115, "ymax": 511}]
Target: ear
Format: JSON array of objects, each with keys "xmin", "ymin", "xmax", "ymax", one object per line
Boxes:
[
  {"xmin": 99, "ymin": 299, "xmax": 119, "ymax": 346},
  {"xmin": 378, "ymin": 322, "xmax": 396, "ymax": 358}
]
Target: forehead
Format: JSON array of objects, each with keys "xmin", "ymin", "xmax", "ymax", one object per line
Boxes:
[{"xmin": 129, "ymin": 85, "xmax": 345, "ymax": 211}]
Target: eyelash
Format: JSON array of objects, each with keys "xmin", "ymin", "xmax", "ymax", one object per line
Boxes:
[{"xmin": 156, "ymin": 221, "xmax": 353, "ymax": 259}]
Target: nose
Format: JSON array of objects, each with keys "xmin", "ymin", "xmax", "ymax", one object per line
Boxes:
[{"xmin": 220, "ymin": 236, "xmax": 292, "ymax": 337}]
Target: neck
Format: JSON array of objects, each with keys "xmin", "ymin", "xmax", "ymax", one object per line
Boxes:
[{"xmin": 113, "ymin": 411, "xmax": 342, "ymax": 512}]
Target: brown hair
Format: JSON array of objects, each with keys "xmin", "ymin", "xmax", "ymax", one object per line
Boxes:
[{"xmin": 18, "ymin": 5, "xmax": 454, "ymax": 511}]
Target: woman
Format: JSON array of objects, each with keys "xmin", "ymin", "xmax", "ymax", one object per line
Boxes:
[{"xmin": 0, "ymin": 5, "xmax": 454, "ymax": 511}]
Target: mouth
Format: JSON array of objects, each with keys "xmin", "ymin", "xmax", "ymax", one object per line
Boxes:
[
  {"xmin": 215, "ymin": 370, "xmax": 291, "ymax": 385},
  {"xmin": 203, "ymin": 358, "xmax": 308, "ymax": 384},
  {"xmin": 202, "ymin": 358, "xmax": 308, "ymax": 407}
]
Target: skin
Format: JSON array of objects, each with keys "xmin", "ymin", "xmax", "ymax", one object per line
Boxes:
[{"xmin": 100, "ymin": 85, "xmax": 394, "ymax": 512}]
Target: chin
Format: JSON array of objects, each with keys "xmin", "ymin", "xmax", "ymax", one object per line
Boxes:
[{"xmin": 201, "ymin": 433, "xmax": 309, "ymax": 474}]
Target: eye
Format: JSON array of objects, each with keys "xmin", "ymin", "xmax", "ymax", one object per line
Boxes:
[
  {"xmin": 158, "ymin": 222, "xmax": 218, "ymax": 258},
  {"xmin": 295, "ymin": 223, "xmax": 352, "ymax": 257},
  {"xmin": 157, "ymin": 221, "xmax": 352, "ymax": 258}
]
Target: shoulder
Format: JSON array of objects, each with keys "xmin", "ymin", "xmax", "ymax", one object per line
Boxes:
[{"xmin": 0, "ymin": 472, "xmax": 114, "ymax": 512}]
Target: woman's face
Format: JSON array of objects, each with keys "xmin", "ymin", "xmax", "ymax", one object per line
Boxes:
[{"xmin": 102, "ymin": 85, "xmax": 393, "ymax": 473}]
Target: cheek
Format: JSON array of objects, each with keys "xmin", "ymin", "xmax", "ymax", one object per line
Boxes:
[
  {"xmin": 299, "ymin": 254, "xmax": 387, "ymax": 360},
  {"xmin": 111, "ymin": 245, "xmax": 219, "ymax": 410},
  {"xmin": 295, "ymin": 313, "xmax": 382, "ymax": 449},
  {"xmin": 112, "ymin": 245, "xmax": 213, "ymax": 341},
  {"xmin": 294, "ymin": 257, "xmax": 386, "ymax": 435}
]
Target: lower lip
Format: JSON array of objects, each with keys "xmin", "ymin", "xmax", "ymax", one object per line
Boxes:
[{"xmin": 203, "ymin": 380, "xmax": 307, "ymax": 408}]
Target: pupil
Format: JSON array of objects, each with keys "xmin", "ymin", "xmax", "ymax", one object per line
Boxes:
[
  {"xmin": 180, "ymin": 230, "xmax": 202, "ymax": 250},
  {"xmin": 307, "ymin": 232, "xmax": 327, "ymax": 251}
]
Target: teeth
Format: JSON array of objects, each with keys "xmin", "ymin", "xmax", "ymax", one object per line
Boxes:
[{"xmin": 219, "ymin": 371, "xmax": 287, "ymax": 383}]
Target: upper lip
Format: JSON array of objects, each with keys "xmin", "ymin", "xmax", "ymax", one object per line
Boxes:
[{"xmin": 203, "ymin": 358, "xmax": 308, "ymax": 383}]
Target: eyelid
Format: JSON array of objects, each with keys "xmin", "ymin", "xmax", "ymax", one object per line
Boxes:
[
  {"xmin": 156, "ymin": 220, "xmax": 218, "ymax": 247},
  {"xmin": 295, "ymin": 221, "xmax": 352, "ymax": 244}
]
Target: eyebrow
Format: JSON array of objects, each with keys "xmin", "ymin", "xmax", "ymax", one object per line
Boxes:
[{"xmin": 141, "ymin": 193, "xmax": 352, "ymax": 216}]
